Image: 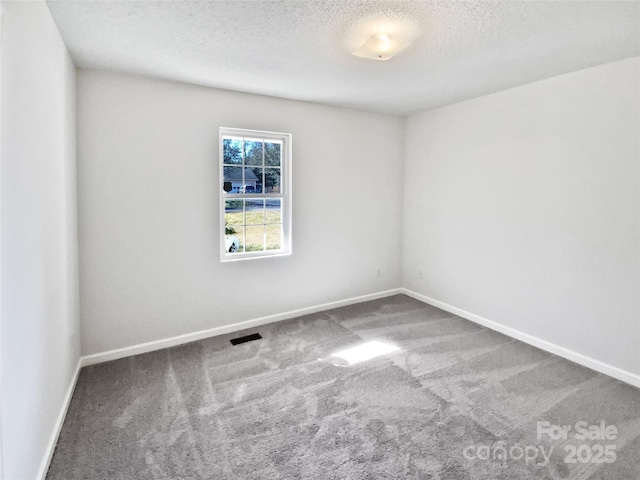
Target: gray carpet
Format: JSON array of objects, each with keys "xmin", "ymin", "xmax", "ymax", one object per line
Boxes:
[{"xmin": 47, "ymin": 295, "xmax": 640, "ymax": 479}]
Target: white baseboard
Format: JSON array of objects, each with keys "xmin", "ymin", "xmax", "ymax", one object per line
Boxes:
[
  {"xmin": 36, "ymin": 357, "xmax": 82, "ymax": 480},
  {"xmin": 81, "ymin": 288, "xmax": 403, "ymax": 367},
  {"xmin": 401, "ymin": 288, "xmax": 640, "ymax": 389}
]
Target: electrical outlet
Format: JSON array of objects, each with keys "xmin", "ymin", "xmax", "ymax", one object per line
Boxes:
[
  {"xmin": 419, "ymin": 270, "xmax": 424, "ymax": 279},
  {"xmin": 376, "ymin": 267, "xmax": 381, "ymax": 277}
]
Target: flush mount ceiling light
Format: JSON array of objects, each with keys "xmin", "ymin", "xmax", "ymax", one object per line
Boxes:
[
  {"xmin": 346, "ymin": 13, "xmax": 421, "ymax": 61},
  {"xmin": 352, "ymin": 32, "xmax": 410, "ymax": 60}
]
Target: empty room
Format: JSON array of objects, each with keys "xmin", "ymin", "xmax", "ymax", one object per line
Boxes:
[{"xmin": 1, "ymin": 0, "xmax": 639, "ymax": 479}]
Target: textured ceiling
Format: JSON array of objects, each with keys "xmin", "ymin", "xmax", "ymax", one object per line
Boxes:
[{"xmin": 47, "ymin": 0, "xmax": 640, "ymax": 115}]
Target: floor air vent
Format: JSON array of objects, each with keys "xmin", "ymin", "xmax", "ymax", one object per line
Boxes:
[{"xmin": 230, "ymin": 333, "xmax": 262, "ymax": 345}]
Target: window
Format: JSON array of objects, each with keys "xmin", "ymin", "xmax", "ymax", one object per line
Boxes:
[{"xmin": 220, "ymin": 127, "xmax": 292, "ymax": 261}]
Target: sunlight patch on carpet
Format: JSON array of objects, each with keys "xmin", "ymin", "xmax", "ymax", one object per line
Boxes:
[{"xmin": 329, "ymin": 340, "xmax": 400, "ymax": 366}]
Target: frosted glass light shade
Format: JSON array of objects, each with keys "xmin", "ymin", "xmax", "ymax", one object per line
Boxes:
[{"xmin": 352, "ymin": 33, "xmax": 410, "ymax": 60}]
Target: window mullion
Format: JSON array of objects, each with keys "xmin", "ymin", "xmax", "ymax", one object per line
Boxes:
[
  {"xmin": 241, "ymin": 137, "xmax": 246, "ymax": 192},
  {"xmin": 242, "ymin": 197, "xmax": 246, "ymax": 253}
]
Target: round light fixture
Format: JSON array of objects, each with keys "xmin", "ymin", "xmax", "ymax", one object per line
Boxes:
[
  {"xmin": 345, "ymin": 13, "xmax": 421, "ymax": 61},
  {"xmin": 352, "ymin": 32, "xmax": 409, "ymax": 60}
]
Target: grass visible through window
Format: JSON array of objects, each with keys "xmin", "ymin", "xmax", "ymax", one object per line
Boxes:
[{"xmin": 225, "ymin": 210, "xmax": 282, "ymax": 252}]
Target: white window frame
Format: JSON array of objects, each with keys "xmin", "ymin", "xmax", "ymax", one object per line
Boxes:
[{"xmin": 219, "ymin": 127, "xmax": 292, "ymax": 262}]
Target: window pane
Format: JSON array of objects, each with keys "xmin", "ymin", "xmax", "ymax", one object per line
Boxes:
[
  {"xmin": 225, "ymin": 199, "xmax": 244, "ymax": 226},
  {"xmin": 225, "ymin": 225, "xmax": 244, "ymax": 254},
  {"xmin": 249, "ymin": 167, "xmax": 263, "ymax": 194},
  {"xmin": 265, "ymin": 141, "xmax": 281, "ymax": 166},
  {"xmin": 223, "ymin": 166, "xmax": 243, "ymax": 194},
  {"xmin": 264, "ymin": 167, "xmax": 281, "ymax": 194},
  {"xmin": 245, "ymin": 198, "xmax": 265, "ymax": 225},
  {"xmin": 244, "ymin": 140, "xmax": 263, "ymax": 166},
  {"xmin": 245, "ymin": 225, "xmax": 265, "ymax": 252},
  {"xmin": 223, "ymin": 137, "xmax": 243, "ymax": 165},
  {"xmin": 265, "ymin": 199, "xmax": 281, "ymax": 224},
  {"xmin": 266, "ymin": 225, "xmax": 282, "ymax": 251}
]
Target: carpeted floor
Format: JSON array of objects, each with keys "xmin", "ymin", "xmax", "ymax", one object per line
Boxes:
[{"xmin": 47, "ymin": 295, "xmax": 640, "ymax": 479}]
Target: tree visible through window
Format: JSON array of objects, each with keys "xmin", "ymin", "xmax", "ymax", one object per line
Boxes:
[{"xmin": 220, "ymin": 128, "xmax": 292, "ymax": 260}]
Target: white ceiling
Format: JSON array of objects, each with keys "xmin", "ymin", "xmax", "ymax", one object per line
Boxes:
[{"xmin": 47, "ymin": 0, "xmax": 640, "ymax": 116}]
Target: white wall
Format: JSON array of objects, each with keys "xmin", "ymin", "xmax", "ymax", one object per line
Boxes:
[
  {"xmin": 0, "ymin": 2, "xmax": 79, "ymax": 479},
  {"xmin": 77, "ymin": 70, "xmax": 404, "ymax": 356},
  {"xmin": 403, "ymin": 57, "xmax": 640, "ymax": 377}
]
